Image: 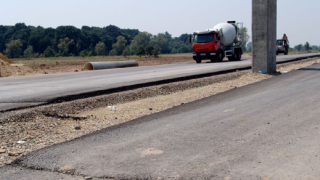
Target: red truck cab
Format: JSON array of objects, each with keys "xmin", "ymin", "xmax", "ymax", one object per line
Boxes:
[{"xmin": 191, "ymin": 30, "xmax": 224, "ymax": 63}]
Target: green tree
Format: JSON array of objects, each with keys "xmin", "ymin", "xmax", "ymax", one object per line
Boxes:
[
  {"xmin": 131, "ymin": 32, "xmax": 152, "ymax": 49},
  {"xmin": 109, "ymin": 49, "xmax": 117, "ymax": 56},
  {"xmin": 177, "ymin": 44, "xmax": 190, "ymax": 53},
  {"xmin": 11, "ymin": 23, "xmax": 30, "ymax": 51},
  {"xmin": 5, "ymin": 39, "xmax": 23, "ymax": 58},
  {"xmin": 304, "ymin": 42, "xmax": 310, "ymax": 51},
  {"xmin": 168, "ymin": 34, "xmax": 192, "ymax": 54},
  {"xmin": 24, "ymin": 45, "xmax": 33, "ymax": 58},
  {"xmin": 112, "ymin": 36, "xmax": 127, "ymax": 55},
  {"xmin": 135, "ymin": 45, "xmax": 145, "ymax": 57},
  {"xmin": 120, "ymin": 29, "xmax": 139, "ymax": 38},
  {"xmin": 153, "ymin": 46, "xmax": 159, "ymax": 58},
  {"xmin": 246, "ymin": 42, "xmax": 252, "ymax": 52},
  {"xmin": 123, "ymin": 50, "xmax": 128, "ymax": 57},
  {"xmin": 311, "ymin": 45, "xmax": 318, "ymax": 50},
  {"xmin": 127, "ymin": 41, "xmax": 136, "ymax": 55},
  {"xmin": 95, "ymin": 41, "xmax": 106, "ymax": 55},
  {"xmin": 295, "ymin": 44, "xmax": 302, "ymax": 51},
  {"xmin": 79, "ymin": 49, "xmax": 88, "ymax": 57},
  {"xmin": 150, "ymin": 33, "xmax": 169, "ymax": 54},
  {"xmin": 87, "ymin": 50, "xmax": 94, "ymax": 56},
  {"xmin": 171, "ymin": 48, "xmax": 179, "ymax": 54},
  {"xmin": 28, "ymin": 26, "xmax": 54, "ymax": 54},
  {"xmin": 44, "ymin": 46, "xmax": 55, "ymax": 57},
  {"xmin": 54, "ymin": 26, "xmax": 83, "ymax": 55},
  {"xmin": 145, "ymin": 45, "xmax": 154, "ymax": 57},
  {"xmin": 0, "ymin": 24, "xmax": 138, "ymax": 57},
  {"xmin": 33, "ymin": 53, "xmax": 39, "ymax": 58},
  {"xmin": 57, "ymin": 37, "xmax": 74, "ymax": 56},
  {"xmin": 238, "ymin": 27, "xmax": 250, "ymax": 52}
]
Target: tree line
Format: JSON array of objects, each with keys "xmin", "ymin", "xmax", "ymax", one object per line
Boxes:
[
  {"xmin": 293, "ymin": 42, "xmax": 319, "ymax": 51},
  {"xmin": 0, "ymin": 23, "xmax": 193, "ymax": 58}
]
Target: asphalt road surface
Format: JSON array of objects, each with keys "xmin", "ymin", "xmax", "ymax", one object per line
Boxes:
[
  {"xmin": 0, "ymin": 53, "xmax": 319, "ymax": 111},
  {"xmin": 2, "ymin": 63, "xmax": 320, "ymax": 180}
]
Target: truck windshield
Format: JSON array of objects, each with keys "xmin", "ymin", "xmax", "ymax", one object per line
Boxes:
[
  {"xmin": 194, "ymin": 34, "xmax": 214, "ymax": 43},
  {"xmin": 277, "ymin": 40, "xmax": 283, "ymax": 46}
]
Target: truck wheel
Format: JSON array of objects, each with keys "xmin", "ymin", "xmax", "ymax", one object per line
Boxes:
[
  {"xmin": 217, "ymin": 50, "xmax": 224, "ymax": 62},
  {"xmin": 228, "ymin": 51, "xmax": 237, "ymax": 61},
  {"xmin": 234, "ymin": 52, "xmax": 238, "ymax": 60},
  {"xmin": 237, "ymin": 52, "xmax": 242, "ymax": 61},
  {"xmin": 196, "ymin": 59, "xmax": 202, "ymax": 63}
]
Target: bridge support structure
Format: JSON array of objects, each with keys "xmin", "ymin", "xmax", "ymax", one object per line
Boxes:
[{"xmin": 252, "ymin": 0, "xmax": 277, "ymax": 74}]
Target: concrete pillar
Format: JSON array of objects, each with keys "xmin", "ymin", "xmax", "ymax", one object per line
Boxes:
[{"xmin": 252, "ymin": 0, "xmax": 277, "ymax": 74}]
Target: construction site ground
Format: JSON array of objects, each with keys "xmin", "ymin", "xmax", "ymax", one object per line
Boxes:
[
  {"xmin": 0, "ymin": 53, "xmax": 319, "ymax": 167},
  {"xmin": 0, "ymin": 53, "xmax": 203, "ymax": 77}
]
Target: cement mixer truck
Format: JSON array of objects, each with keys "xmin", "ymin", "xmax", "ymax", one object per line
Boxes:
[{"xmin": 190, "ymin": 21, "xmax": 243, "ymax": 63}]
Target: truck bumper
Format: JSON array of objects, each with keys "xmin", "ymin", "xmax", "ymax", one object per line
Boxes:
[
  {"xmin": 277, "ymin": 48, "xmax": 285, "ymax": 53},
  {"xmin": 193, "ymin": 52, "xmax": 217, "ymax": 60}
]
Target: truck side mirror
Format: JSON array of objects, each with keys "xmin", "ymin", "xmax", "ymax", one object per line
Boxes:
[{"xmin": 189, "ymin": 35, "xmax": 192, "ymax": 43}]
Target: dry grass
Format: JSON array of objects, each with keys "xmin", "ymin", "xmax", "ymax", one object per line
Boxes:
[
  {"xmin": 1, "ymin": 53, "xmax": 195, "ymax": 77},
  {"xmin": 12, "ymin": 53, "xmax": 192, "ymax": 68},
  {"xmin": 288, "ymin": 50, "xmax": 320, "ymax": 54}
]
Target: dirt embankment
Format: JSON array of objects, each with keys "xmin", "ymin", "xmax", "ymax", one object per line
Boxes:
[
  {"xmin": 0, "ymin": 54, "xmax": 196, "ymax": 77},
  {"xmin": 0, "ymin": 53, "xmax": 35, "ymax": 77},
  {"xmin": 0, "ymin": 54, "xmax": 71, "ymax": 77},
  {"xmin": 0, "ymin": 53, "xmax": 14, "ymax": 64},
  {"xmin": 0, "ymin": 60, "xmax": 33, "ymax": 77}
]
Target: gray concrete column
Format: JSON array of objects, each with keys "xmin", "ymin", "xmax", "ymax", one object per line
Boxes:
[{"xmin": 252, "ymin": 0, "xmax": 277, "ymax": 74}]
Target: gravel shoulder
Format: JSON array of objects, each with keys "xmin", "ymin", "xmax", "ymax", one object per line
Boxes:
[{"xmin": 0, "ymin": 57, "xmax": 319, "ymax": 167}]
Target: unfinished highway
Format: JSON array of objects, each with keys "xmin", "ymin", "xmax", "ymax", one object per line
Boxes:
[
  {"xmin": 2, "ymin": 58, "xmax": 320, "ymax": 180},
  {"xmin": 0, "ymin": 53, "xmax": 319, "ymax": 111}
]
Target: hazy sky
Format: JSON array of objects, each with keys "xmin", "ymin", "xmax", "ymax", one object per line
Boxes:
[{"xmin": 1, "ymin": 0, "xmax": 320, "ymax": 46}]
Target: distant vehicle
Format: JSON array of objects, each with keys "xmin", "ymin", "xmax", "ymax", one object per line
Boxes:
[
  {"xmin": 276, "ymin": 34, "xmax": 289, "ymax": 55},
  {"xmin": 190, "ymin": 21, "xmax": 243, "ymax": 63}
]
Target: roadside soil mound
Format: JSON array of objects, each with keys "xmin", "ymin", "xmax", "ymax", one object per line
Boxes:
[
  {"xmin": 0, "ymin": 53, "xmax": 14, "ymax": 64},
  {"xmin": 0, "ymin": 58, "xmax": 34, "ymax": 77}
]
